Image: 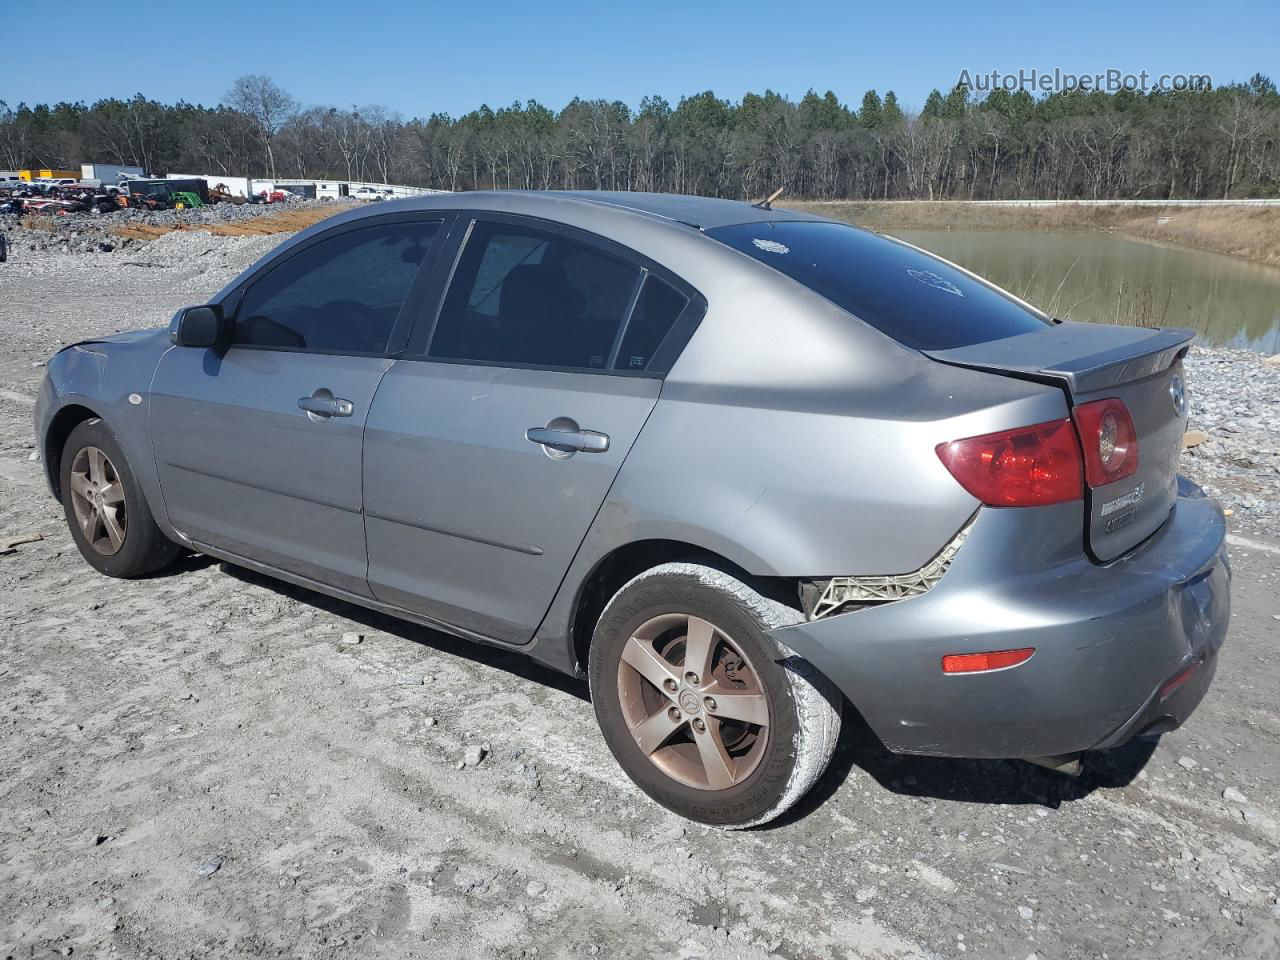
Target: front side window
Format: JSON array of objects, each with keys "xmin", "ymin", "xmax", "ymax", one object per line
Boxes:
[
  {"xmin": 429, "ymin": 221, "xmax": 643, "ymax": 370},
  {"xmin": 707, "ymin": 220, "xmax": 1051, "ymax": 351},
  {"xmin": 234, "ymin": 219, "xmax": 440, "ymax": 354}
]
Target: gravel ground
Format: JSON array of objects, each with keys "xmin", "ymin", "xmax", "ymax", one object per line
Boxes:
[
  {"xmin": 1, "ymin": 197, "xmax": 348, "ymax": 256},
  {"xmin": 1, "ymin": 235, "xmax": 1278, "ymax": 960}
]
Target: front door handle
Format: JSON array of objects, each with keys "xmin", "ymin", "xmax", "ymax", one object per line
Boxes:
[
  {"xmin": 298, "ymin": 389, "xmax": 354, "ymax": 418},
  {"xmin": 526, "ymin": 425, "xmax": 610, "ymax": 454}
]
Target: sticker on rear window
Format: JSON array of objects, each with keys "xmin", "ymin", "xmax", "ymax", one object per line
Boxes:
[
  {"xmin": 906, "ymin": 267, "xmax": 964, "ymax": 297},
  {"xmin": 751, "ymin": 238, "xmax": 790, "ymax": 254}
]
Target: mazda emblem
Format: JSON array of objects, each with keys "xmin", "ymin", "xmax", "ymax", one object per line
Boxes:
[{"xmin": 1169, "ymin": 374, "xmax": 1187, "ymax": 417}]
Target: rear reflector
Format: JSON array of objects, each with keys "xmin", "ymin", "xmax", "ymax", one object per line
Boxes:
[
  {"xmin": 942, "ymin": 648, "xmax": 1036, "ymax": 674},
  {"xmin": 1073, "ymin": 398, "xmax": 1139, "ymax": 486},
  {"xmin": 1158, "ymin": 659, "xmax": 1201, "ymax": 702},
  {"xmin": 936, "ymin": 419, "xmax": 1083, "ymax": 507}
]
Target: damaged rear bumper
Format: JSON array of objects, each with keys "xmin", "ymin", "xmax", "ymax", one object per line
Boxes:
[{"xmin": 769, "ymin": 477, "xmax": 1230, "ymax": 759}]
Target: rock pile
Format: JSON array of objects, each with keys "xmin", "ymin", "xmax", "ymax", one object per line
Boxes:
[
  {"xmin": 1182, "ymin": 347, "xmax": 1280, "ymax": 529},
  {"xmin": 0, "ymin": 198, "xmax": 353, "ymax": 257}
]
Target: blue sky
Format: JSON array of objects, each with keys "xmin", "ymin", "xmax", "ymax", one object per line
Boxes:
[{"xmin": 4, "ymin": 0, "xmax": 1276, "ymax": 116}]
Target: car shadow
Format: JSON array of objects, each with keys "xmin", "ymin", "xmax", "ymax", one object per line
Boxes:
[
  {"xmin": 215, "ymin": 561, "xmax": 591, "ymax": 702},
  {"xmin": 766, "ymin": 705, "xmax": 1159, "ymax": 829},
  {"xmin": 138, "ymin": 551, "xmax": 219, "ymax": 578},
  {"xmin": 195, "ymin": 558, "xmax": 1158, "ymax": 823}
]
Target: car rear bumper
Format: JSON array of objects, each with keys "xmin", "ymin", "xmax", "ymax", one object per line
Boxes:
[{"xmin": 769, "ymin": 477, "xmax": 1230, "ymax": 759}]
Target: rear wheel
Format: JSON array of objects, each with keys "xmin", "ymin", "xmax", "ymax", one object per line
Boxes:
[
  {"xmin": 589, "ymin": 562, "xmax": 840, "ymax": 828},
  {"xmin": 60, "ymin": 418, "xmax": 180, "ymax": 578}
]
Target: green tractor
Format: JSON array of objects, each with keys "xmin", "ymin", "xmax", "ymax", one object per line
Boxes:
[{"xmin": 168, "ymin": 191, "xmax": 204, "ymax": 210}]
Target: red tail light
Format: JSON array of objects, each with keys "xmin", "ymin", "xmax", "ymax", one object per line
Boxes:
[
  {"xmin": 1072, "ymin": 398, "xmax": 1138, "ymax": 486},
  {"xmin": 936, "ymin": 419, "xmax": 1083, "ymax": 507}
]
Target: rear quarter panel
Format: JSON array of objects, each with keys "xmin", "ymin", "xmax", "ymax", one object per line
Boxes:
[
  {"xmin": 589, "ymin": 268, "xmax": 1073, "ymax": 580},
  {"xmin": 585, "ymin": 369, "xmax": 1065, "ymax": 580}
]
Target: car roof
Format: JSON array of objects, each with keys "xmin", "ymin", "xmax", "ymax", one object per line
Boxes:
[
  {"xmin": 544, "ymin": 191, "xmax": 824, "ymax": 229},
  {"xmin": 370, "ymin": 189, "xmax": 833, "ymax": 232}
]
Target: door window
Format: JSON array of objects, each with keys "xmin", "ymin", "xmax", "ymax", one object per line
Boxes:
[
  {"xmin": 234, "ymin": 219, "xmax": 440, "ymax": 354},
  {"xmin": 429, "ymin": 221, "xmax": 643, "ymax": 370}
]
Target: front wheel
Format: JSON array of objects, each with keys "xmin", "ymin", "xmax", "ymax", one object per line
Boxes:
[
  {"xmin": 60, "ymin": 418, "xmax": 181, "ymax": 578},
  {"xmin": 589, "ymin": 562, "xmax": 841, "ymax": 828}
]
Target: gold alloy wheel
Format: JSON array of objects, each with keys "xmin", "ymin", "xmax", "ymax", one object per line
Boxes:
[
  {"xmin": 616, "ymin": 613, "xmax": 771, "ymax": 790},
  {"xmin": 69, "ymin": 446, "xmax": 127, "ymax": 556}
]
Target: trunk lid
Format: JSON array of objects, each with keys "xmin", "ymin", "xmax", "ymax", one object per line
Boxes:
[{"xmin": 926, "ymin": 321, "xmax": 1193, "ymax": 561}]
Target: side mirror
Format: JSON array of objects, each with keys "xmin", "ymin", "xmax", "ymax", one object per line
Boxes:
[{"xmin": 170, "ymin": 304, "xmax": 228, "ymax": 349}]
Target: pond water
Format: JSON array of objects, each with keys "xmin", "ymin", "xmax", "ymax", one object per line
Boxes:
[{"xmin": 893, "ymin": 229, "xmax": 1280, "ymax": 353}]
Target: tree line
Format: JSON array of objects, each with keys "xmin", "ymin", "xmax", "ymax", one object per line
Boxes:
[{"xmin": 3, "ymin": 72, "xmax": 1279, "ymax": 200}]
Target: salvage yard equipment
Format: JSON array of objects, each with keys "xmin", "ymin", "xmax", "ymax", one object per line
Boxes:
[
  {"xmin": 126, "ymin": 178, "xmax": 210, "ymax": 208},
  {"xmin": 209, "ymin": 184, "xmax": 247, "ymax": 205}
]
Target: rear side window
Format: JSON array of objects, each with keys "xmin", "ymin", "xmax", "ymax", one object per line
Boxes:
[
  {"xmin": 614, "ymin": 275, "xmax": 687, "ymax": 371},
  {"xmin": 234, "ymin": 219, "xmax": 440, "ymax": 354},
  {"xmin": 429, "ymin": 221, "xmax": 643, "ymax": 371},
  {"xmin": 707, "ymin": 221, "xmax": 1051, "ymax": 350}
]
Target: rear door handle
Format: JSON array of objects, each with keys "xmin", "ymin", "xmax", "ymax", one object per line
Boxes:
[
  {"xmin": 298, "ymin": 390, "xmax": 354, "ymax": 418},
  {"xmin": 526, "ymin": 426, "xmax": 610, "ymax": 454}
]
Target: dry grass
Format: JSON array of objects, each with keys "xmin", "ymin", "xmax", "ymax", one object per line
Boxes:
[
  {"xmin": 789, "ymin": 201, "xmax": 1280, "ymax": 267},
  {"xmin": 1115, "ymin": 206, "xmax": 1280, "ymax": 267}
]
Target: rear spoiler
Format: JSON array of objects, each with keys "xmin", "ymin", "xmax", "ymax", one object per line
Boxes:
[{"xmin": 923, "ymin": 321, "xmax": 1194, "ymax": 394}]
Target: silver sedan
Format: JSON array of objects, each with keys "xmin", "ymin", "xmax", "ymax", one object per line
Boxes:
[{"xmin": 35, "ymin": 191, "xmax": 1230, "ymax": 826}]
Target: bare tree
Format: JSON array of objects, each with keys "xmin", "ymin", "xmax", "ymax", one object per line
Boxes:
[
  {"xmin": 1217, "ymin": 88, "xmax": 1268, "ymax": 198},
  {"xmin": 224, "ymin": 74, "xmax": 296, "ymax": 179}
]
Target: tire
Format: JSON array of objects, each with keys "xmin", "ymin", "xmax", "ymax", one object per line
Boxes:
[
  {"xmin": 60, "ymin": 418, "xmax": 181, "ymax": 578},
  {"xmin": 589, "ymin": 562, "xmax": 841, "ymax": 828}
]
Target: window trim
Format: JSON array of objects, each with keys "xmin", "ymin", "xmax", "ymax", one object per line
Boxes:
[
  {"xmin": 216, "ymin": 211, "xmax": 454, "ymax": 359},
  {"xmin": 605, "ymin": 268, "xmax": 649, "ymax": 371},
  {"xmin": 401, "ymin": 213, "xmax": 706, "ymax": 379}
]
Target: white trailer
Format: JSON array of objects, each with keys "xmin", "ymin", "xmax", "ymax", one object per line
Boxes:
[
  {"xmin": 81, "ymin": 163, "xmax": 145, "ymax": 184},
  {"xmin": 313, "ymin": 180, "xmax": 351, "ymax": 200}
]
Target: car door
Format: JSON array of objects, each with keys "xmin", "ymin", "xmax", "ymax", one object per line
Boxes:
[
  {"xmin": 363, "ymin": 216, "xmax": 701, "ymax": 644},
  {"xmin": 149, "ymin": 213, "xmax": 449, "ymax": 597}
]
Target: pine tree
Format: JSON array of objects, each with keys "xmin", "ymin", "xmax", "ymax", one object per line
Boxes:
[{"xmin": 859, "ymin": 90, "xmax": 883, "ymax": 129}]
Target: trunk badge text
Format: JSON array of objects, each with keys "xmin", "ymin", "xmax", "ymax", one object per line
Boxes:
[{"xmin": 1101, "ymin": 482, "xmax": 1146, "ymax": 534}]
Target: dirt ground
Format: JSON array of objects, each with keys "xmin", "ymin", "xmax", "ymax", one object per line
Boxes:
[{"xmin": 1, "ymin": 241, "xmax": 1278, "ymax": 960}]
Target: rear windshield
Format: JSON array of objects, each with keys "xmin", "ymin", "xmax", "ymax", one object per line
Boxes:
[{"xmin": 707, "ymin": 220, "xmax": 1051, "ymax": 350}]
